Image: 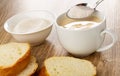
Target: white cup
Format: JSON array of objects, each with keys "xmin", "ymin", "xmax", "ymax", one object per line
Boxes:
[{"xmin": 55, "ymin": 11, "xmax": 117, "ymax": 57}]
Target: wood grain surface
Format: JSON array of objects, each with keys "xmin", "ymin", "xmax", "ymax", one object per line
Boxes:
[{"xmin": 0, "ymin": 0, "xmax": 119, "ymax": 76}]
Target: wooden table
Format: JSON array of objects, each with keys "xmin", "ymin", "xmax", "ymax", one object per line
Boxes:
[{"xmin": 0, "ymin": 0, "xmax": 119, "ymax": 76}]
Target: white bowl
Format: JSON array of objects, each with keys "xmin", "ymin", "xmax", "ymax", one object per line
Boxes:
[{"xmin": 4, "ymin": 10, "xmax": 55, "ymax": 46}]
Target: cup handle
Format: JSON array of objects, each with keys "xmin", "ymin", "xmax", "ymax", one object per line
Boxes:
[{"xmin": 97, "ymin": 29, "xmax": 118, "ymax": 52}]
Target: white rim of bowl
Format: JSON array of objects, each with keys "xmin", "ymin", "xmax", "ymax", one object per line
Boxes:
[{"xmin": 4, "ymin": 10, "xmax": 55, "ymax": 35}]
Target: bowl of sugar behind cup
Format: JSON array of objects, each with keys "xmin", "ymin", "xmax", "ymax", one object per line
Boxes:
[{"xmin": 4, "ymin": 10, "xmax": 55, "ymax": 46}]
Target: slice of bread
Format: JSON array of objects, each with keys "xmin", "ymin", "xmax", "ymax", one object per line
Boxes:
[
  {"xmin": 0, "ymin": 42, "xmax": 31, "ymax": 76},
  {"xmin": 18, "ymin": 56, "xmax": 38, "ymax": 76},
  {"xmin": 39, "ymin": 57, "xmax": 96, "ymax": 76}
]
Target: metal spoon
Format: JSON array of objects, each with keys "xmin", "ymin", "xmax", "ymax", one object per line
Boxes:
[{"xmin": 66, "ymin": 0, "xmax": 104, "ymax": 19}]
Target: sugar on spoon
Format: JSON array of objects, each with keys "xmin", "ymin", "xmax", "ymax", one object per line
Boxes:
[{"xmin": 66, "ymin": 0, "xmax": 104, "ymax": 19}]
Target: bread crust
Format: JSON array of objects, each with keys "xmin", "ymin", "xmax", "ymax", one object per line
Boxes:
[
  {"xmin": 28, "ymin": 63, "xmax": 38, "ymax": 76},
  {"xmin": 39, "ymin": 67, "xmax": 49, "ymax": 76},
  {"xmin": 0, "ymin": 48, "xmax": 31, "ymax": 76},
  {"xmin": 18, "ymin": 56, "xmax": 38, "ymax": 76}
]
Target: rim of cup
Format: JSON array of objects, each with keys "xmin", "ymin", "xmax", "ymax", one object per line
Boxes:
[
  {"xmin": 4, "ymin": 10, "xmax": 55, "ymax": 35},
  {"xmin": 55, "ymin": 10, "xmax": 106, "ymax": 31}
]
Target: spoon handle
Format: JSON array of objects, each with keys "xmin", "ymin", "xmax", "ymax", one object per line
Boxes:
[{"xmin": 94, "ymin": 0, "xmax": 104, "ymax": 9}]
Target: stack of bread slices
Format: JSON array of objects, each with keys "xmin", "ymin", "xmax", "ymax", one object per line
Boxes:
[{"xmin": 0, "ymin": 42, "xmax": 38, "ymax": 76}]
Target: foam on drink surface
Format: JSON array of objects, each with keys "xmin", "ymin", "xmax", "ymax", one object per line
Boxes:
[
  {"xmin": 64, "ymin": 21, "xmax": 98, "ymax": 30},
  {"xmin": 13, "ymin": 18, "xmax": 50, "ymax": 33}
]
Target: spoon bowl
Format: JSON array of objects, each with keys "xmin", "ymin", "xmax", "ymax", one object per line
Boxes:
[{"xmin": 66, "ymin": 0, "xmax": 104, "ymax": 19}]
